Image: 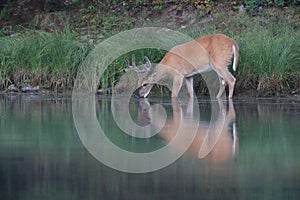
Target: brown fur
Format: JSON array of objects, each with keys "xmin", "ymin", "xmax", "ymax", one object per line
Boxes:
[{"xmin": 139, "ymin": 34, "xmax": 239, "ymax": 99}]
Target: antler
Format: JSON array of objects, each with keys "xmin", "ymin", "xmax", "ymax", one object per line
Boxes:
[
  {"xmin": 142, "ymin": 56, "xmax": 151, "ymax": 69},
  {"xmin": 124, "ymin": 55, "xmax": 151, "ymax": 73}
]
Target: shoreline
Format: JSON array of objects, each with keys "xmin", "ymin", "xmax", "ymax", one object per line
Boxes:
[
  {"xmin": 1, "ymin": 2, "xmax": 299, "ymax": 97},
  {"xmin": 1, "ymin": 87, "xmax": 299, "ymax": 99}
]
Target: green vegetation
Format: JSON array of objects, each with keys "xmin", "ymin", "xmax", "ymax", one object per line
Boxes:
[
  {"xmin": 244, "ymin": 0, "xmax": 300, "ymax": 10},
  {"xmin": 237, "ymin": 30, "xmax": 300, "ymax": 95},
  {"xmin": 0, "ymin": 1, "xmax": 299, "ymax": 96},
  {"xmin": 0, "ymin": 29, "xmax": 92, "ymax": 91}
]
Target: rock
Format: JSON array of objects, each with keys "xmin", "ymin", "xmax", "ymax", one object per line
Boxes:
[
  {"xmin": 107, "ymin": 87, "xmax": 112, "ymax": 94},
  {"xmin": 21, "ymin": 84, "xmax": 39, "ymax": 93},
  {"xmin": 7, "ymin": 84, "xmax": 19, "ymax": 92},
  {"xmin": 180, "ymin": 25, "xmax": 187, "ymax": 29},
  {"xmin": 80, "ymin": 35, "xmax": 88, "ymax": 41},
  {"xmin": 96, "ymin": 87, "xmax": 112, "ymax": 95},
  {"xmin": 21, "ymin": 85, "xmax": 32, "ymax": 92},
  {"xmin": 97, "ymin": 89, "xmax": 103, "ymax": 95},
  {"xmin": 32, "ymin": 85, "xmax": 40, "ymax": 92},
  {"xmin": 239, "ymin": 5, "xmax": 245, "ymax": 12}
]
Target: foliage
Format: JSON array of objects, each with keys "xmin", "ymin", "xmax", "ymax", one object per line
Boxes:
[
  {"xmin": 236, "ymin": 28, "xmax": 300, "ymax": 95},
  {"xmin": 1, "ymin": 0, "xmax": 300, "ymax": 95},
  {"xmin": 191, "ymin": 0, "xmax": 215, "ymax": 10},
  {"xmin": 87, "ymin": 0, "xmax": 300, "ymax": 11},
  {"xmin": 244, "ymin": 0, "xmax": 300, "ymax": 11},
  {"xmin": 0, "ymin": 28, "xmax": 92, "ymax": 91},
  {"xmin": 0, "ymin": 0, "xmax": 15, "ymax": 20}
]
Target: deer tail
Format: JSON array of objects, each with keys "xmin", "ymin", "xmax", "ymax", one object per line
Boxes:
[{"xmin": 232, "ymin": 43, "xmax": 239, "ymax": 71}]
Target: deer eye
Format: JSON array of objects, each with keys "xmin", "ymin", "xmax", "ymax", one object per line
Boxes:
[{"xmin": 142, "ymin": 83, "xmax": 148, "ymax": 87}]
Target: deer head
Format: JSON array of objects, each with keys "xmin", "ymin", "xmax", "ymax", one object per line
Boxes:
[{"xmin": 124, "ymin": 55, "xmax": 157, "ymax": 98}]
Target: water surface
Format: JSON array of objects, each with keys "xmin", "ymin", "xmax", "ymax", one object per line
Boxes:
[{"xmin": 0, "ymin": 94, "xmax": 299, "ymax": 200}]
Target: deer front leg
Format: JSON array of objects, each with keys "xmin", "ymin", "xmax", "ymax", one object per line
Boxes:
[
  {"xmin": 171, "ymin": 76, "xmax": 184, "ymax": 98},
  {"xmin": 185, "ymin": 77, "xmax": 194, "ymax": 98}
]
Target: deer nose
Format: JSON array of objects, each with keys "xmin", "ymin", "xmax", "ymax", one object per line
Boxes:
[
  {"xmin": 132, "ymin": 87, "xmax": 142, "ymax": 98},
  {"xmin": 138, "ymin": 88, "xmax": 146, "ymax": 98}
]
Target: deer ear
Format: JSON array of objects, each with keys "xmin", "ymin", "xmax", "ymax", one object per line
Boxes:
[
  {"xmin": 153, "ymin": 65, "xmax": 158, "ymax": 74},
  {"xmin": 150, "ymin": 64, "xmax": 157, "ymax": 76}
]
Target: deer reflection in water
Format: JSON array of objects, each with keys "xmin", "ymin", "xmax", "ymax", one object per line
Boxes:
[{"xmin": 135, "ymin": 98, "xmax": 238, "ymax": 162}]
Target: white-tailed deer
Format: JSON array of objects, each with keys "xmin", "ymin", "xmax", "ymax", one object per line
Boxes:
[{"xmin": 125, "ymin": 34, "xmax": 239, "ymax": 99}]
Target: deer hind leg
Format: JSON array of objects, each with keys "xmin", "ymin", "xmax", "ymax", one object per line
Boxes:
[
  {"xmin": 216, "ymin": 76, "xmax": 226, "ymax": 99},
  {"xmin": 217, "ymin": 68, "xmax": 236, "ymax": 99},
  {"xmin": 185, "ymin": 77, "xmax": 194, "ymax": 98}
]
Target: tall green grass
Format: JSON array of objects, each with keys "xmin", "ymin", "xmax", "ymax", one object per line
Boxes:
[
  {"xmin": 0, "ymin": 29, "xmax": 92, "ymax": 91},
  {"xmin": 0, "ymin": 24, "xmax": 299, "ymax": 95},
  {"xmin": 236, "ymin": 29, "xmax": 300, "ymax": 94},
  {"xmin": 238, "ymin": 31, "xmax": 299, "ymax": 78}
]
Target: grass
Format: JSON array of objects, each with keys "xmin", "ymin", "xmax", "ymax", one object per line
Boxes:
[
  {"xmin": 0, "ymin": 29, "xmax": 92, "ymax": 91},
  {"xmin": 1, "ymin": 26, "xmax": 299, "ymax": 95},
  {"xmin": 236, "ymin": 28, "xmax": 300, "ymax": 95},
  {"xmin": 1, "ymin": 6, "xmax": 300, "ymax": 96}
]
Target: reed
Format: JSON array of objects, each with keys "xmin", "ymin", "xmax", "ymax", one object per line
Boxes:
[
  {"xmin": 0, "ymin": 24, "xmax": 299, "ymax": 95},
  {"xmin": 0, "ymin": 29, "xmax": 92, "ymax": 91},
  {"xmin": 236, "ymin": 28, "xmax": 300, "ymax": 95}
]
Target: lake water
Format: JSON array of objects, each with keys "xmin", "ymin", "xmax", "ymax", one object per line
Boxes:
[{"xmin": 0, "ymin": 94, "xmax": 299, "ymax": 200}]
